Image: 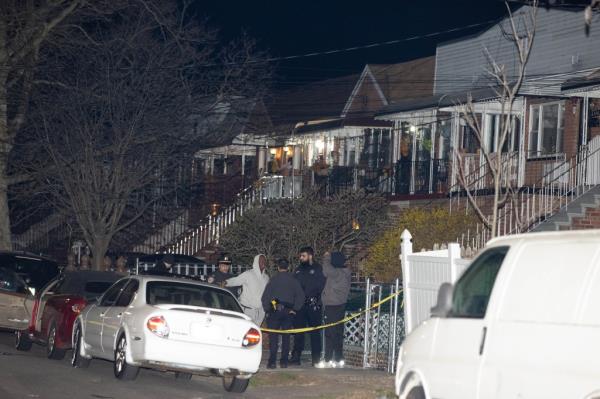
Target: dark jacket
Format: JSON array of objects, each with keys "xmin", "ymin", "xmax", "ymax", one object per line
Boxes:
[
  {"xmin": 149, "ymin": 260, "xmax": 173, "ymax": 276},
  {"xmin": 261, "ymin": 271, "xmax": 305, "ymax": 312},
  {"xmin": 210, "ymin": 270, "xmax": 232, "ymax": 285},
  {"xmin": 322, "ymin": 254, "xmax": 351, "ymax": 306},
  {"xmin": 294, "ymin": 261, "xmax": 326, "ymax": 303}
]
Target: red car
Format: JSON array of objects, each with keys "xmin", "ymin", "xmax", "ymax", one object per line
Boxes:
[{"xmin": 16, "ymin": 270, "xmax": 122, "ymax": 359}]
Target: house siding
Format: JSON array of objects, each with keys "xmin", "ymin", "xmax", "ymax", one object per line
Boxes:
[{"xmin": 435, "ymin": 7, "xmax": 600, "ymax": 95}]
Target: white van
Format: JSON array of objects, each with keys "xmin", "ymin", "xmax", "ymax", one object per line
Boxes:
[{"xmin": 395, "ymin": 230, "xmax": 600, "ymax": 399}]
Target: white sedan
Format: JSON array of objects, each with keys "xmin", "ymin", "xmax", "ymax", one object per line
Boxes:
[{"xmin": 71, "ymin": 274, "xmax": 262, "ymax": 393}]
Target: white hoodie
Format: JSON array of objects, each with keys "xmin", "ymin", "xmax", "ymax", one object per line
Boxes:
[{"xmin": 225, "ymin": 254, "xmax": 269, "ymax": 310}]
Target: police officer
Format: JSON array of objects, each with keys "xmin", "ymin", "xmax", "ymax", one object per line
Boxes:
[
  {"xmin": 261, "ymin": 259, "xmax": 304, "ymax": 369},
  {"xmin": 290, "ymin": 246, "xmax": 326, "ymax": 366},
  {"xmin": 151, "ymin": 254, "xmax": 175, "ymax": 275},
  {"xmin": 208, "ymin": 255, "xmax": 233, "ymax": 286}
]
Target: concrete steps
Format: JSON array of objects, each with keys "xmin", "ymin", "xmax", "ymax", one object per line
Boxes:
[{"xmin": 532, "ymin": 185, "xmax": 600, "ymax": 232}]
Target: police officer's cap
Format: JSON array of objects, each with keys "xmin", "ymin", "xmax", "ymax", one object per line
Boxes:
[{"xmin": 219, "ymin": 254, "xmax": 232, "ymax": 265}]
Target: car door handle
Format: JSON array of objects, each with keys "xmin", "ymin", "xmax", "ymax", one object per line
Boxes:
[
  {"xmin": 116, "ymin": 313, "xmax": 122, "ymax": 318},
  {"xmin": 479, "ymin": 327, "xmax": 487, "ymax": 355}
]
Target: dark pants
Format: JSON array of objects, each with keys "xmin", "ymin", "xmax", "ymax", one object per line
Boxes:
[
  {"xmin": 292, "ymin": 305, "xmax": 322, "ymax": 363},
  {"xmin": 324, "ymin": 304, "xmax": 346, "ymax": 362},
  {"xmin": 266, "ymin": 310, "xmax": 294, "ymax": 365}
]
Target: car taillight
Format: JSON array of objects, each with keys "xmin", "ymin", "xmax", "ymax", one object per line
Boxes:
[
  {"xmin": 71, "ymin": 302, "xmax": 86, "ymax": 314},
  {"xmin": 242, "ymin": 328, "xmax": 261, "ymax": 347},
  {"xmin": 147, "ymin": 316, "xmax": 169, "ymax": 338}
]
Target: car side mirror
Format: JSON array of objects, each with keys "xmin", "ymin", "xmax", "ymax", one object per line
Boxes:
[{"xmin": 431, "ymin": 282, "xmax": 453, "ymax": 318}]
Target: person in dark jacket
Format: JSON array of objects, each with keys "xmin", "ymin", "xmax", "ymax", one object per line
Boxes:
[
  {"xmin": 261, "ymin": 259, "xmax": 305, "ymax": 369},
  {"xmin": 316, "ymin": 251, "xmax": 351, "ymax": 368},
  {"xmin": 151, "ymin": 254, "xmax": 175, "ymax": 275},
  {"xmin": 291, "ymin": 246, "xmax": 326, "ymax": 366},
  {"xmin": 208, "ymin": 255, "xmax": 233, "ymax": 286}
]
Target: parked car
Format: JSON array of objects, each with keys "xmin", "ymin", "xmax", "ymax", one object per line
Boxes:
[
  {"xmin": 0, "ymin": 252, "xmax": 59, "ymax": 331},
  {"xmin": 15, "ymin": 271, "xmax": 122, "ymax": 358},
  {"xmin": 395, "ymin": 230, "xmax": 600, "ymax": 399},
  {"xmin": 72, "ymin": 274, "xmax": 262, "ymax": 393}
]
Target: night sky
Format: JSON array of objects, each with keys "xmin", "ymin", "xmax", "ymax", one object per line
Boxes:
[{"xmin": 198, "ymin": 0, "xmax": 512, "ymax": 86}]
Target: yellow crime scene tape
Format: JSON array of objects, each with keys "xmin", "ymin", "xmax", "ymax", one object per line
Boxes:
[{"xmin": 261, "ymin": 290, "xmax": 402, "ymax": 334}]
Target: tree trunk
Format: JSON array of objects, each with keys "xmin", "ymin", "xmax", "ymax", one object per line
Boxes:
[
  {"xmin": 0, "ymin": 69, "xmax": 11, "ymax": 251},
  {"xmin": 91, "ymin": 236, "xmax": 110, "ymax": 271}
]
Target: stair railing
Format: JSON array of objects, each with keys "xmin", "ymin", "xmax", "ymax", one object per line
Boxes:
[{"xmin": 458, "ymin": 136, "xmax": 600, "ymax": 252}]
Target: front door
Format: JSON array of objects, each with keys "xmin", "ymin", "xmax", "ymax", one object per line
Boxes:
[
  {"xmin": 101, "ymin": 279, "xmax": 138, "ymax": 353},
  {"xmin": 428, "ymin": 246, "xmax": 508, "ymax": 399},
  {"xmin": 85, "ymin": 279, "xmax": 127, "ymax": 356}
]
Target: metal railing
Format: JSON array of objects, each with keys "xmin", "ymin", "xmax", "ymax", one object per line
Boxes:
[
  {"xmin": 134, "ymin": 260, "xmax": 251, "ymax": 277},
  {"xmin": 459, "ymin": 136, "xmax": 600, "ymax": 252},
  {"xmin": 160, "ymin": 175, "xmax": 301, "ymax": 256}
]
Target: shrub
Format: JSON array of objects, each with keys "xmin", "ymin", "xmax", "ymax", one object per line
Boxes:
[{"xmin": 362, "ymin": 207, "xmax": 478, "ymax": 282}]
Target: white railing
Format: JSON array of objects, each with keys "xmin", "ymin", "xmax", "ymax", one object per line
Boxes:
[
  {"xmin": 162, "ymin": 175, "xmax": 301, "ymax": 256},
  {"xmin": 133, "ymin": 210, "xmax": 190, "ymax": 254},
  {"xmin": 134, "ymin": 261, "xmax": 251, "ymax": 277},
  {"xmin": 459, "ymin": 136, "xmax": 600, "ymax": 252}
]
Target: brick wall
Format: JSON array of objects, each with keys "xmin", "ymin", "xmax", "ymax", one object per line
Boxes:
[{"xmin": 562, "ymin": 207, "xmax": 600, "ymax": 230}]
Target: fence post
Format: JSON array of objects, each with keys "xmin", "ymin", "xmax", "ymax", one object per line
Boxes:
[
  {"xmin": 400, "ymin": 229, "xmax": 413, "ymax": 335},
  {"xmin": 448, "ymin": 242, "xmax": 461, "ymax": 283},
  {"xmin": 363, "ymin": 278, "xmax": 371, "ymax": 368}
]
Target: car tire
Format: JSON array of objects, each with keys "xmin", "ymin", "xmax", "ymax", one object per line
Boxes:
[
  {"xmin": 114, "ymin": 334, "xmax": 139, "ymax": 381},
  {"xmin": 15, "ymin": 330, "xmax": 32, "ymax": 351},
  {"xmin": 47, "ymin": 323, "xmax": 66, "ymax": 360},
  {"xmin": 406, "ymin": 386, "xmax": 426, "ymax": 399},
  {"xmin": 222, "ymin": 376, "xmax": 250, "ymax": 393},
  {"xmin": 71, "ymin": 325, "xmax": 91, "ymax": 368},
  {"xmin": 175, "ymin": 372, "xmax": 193, "ymax": 381}
]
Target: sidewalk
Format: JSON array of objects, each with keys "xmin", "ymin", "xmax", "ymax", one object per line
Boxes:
[{"xmin": 249, "ymin": 364, "xmax": 395, "ymax": 399}]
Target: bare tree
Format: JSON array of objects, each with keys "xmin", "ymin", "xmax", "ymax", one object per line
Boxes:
[
  {"xmin": 0, "ymin": 1, "xmax": 92, "ymax": 250},
  {"xmin": 455, "ymin": 1, "xmax": 538, "ymax": 238},
  {"xmin": 23, "ymin": 2, "xmax": 269, "ymax": 270}
]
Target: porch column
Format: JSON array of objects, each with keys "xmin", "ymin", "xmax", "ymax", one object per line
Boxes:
[
  {"xmin": 451, "ymin": 112, "xmax": 460, "ymax": 188},
  {"xmin": 429, "ymin": 117, "xmax": 437, "ymax": 194},
  {"xmin": 518, "ymin": 98, "xmax": 527, "ymax": 187}
]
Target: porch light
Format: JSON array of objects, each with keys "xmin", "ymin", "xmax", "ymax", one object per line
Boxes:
[
  {"xmin": 269, "ymin": 148, "xmax": 277, "ymax": 155},
  {"xmin": 210, "ymin": 202, "xmax": 221, "ymax": 217},
  {"xmin": 409, "ymin": 125, "xmax": 417, "ymax": 133},
  {"xmin": 283, "ymin": 146, "xmax": 290, "ymax": 152},
  {"xmin": 352, "ymin": 219, "xmax": 360, "ymax": 231},
  {"xmin": 315, "ymin": 139, "xmax": 325, "ymax": 151}
]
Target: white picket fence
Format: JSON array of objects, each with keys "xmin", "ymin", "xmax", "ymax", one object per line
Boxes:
[{"xmin": 400, "ymin": 229, "xmax": 471, "ymax": 335}]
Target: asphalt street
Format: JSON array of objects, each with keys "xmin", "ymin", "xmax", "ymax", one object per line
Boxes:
[{"xmin": 0, "ymin": 331, "xmax": 394, "ymax": 399}]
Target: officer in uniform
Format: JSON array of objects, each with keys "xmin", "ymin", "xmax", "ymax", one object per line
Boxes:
[
  {"xmin": 290, "ymin": 246, "xmax": 326, "ymax": 366},
  {"xmin": 261, "ymin": 259, "xmax": 304, "ymax": 369},
  {"xmin": 208, "ymin": 255, "xmax": 233, "ymax": 286}
]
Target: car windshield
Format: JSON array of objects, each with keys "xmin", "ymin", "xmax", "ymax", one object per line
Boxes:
[{"xmin": 146, "ymin": 281, "xmax": 241, "ymax": 313}]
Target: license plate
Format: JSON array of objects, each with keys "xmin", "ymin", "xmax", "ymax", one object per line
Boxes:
[{"xmin": 189, "ymin": 322, "xmax": 222, "ymax": 340}]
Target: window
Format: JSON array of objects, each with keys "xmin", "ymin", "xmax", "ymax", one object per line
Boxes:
[
  {"xmin": 460, "ymin": 117, "xmax": 480, "ymax": 154},
  {"xmin": 146, "ymin": 281, "xmax": 241, "ymax": 313},
  {"xmin": 115, "ymin": 280, "xmax": 139, "ymax": 307},
  {"xmin": 99, "ymin": 279, "xmax": 128, "ymax": 307},
  {"xmin": 529, "ymin": 102, "xmax": 565, "ymax": 157},
  {"xmin": 84, "ymin": 282, "xmax": 118, "ymax": 300},
  {"xmin": 12, "ymin": 256, "xmax": 59, "ymax": 290},
  {"xmin": 0, "ymin": 267, "xmax": 24, "ymax": 293},
  {"xmin": 485, "ymin": 114, "xmax": 521, "ymax": 153},
  {"xmin": 450, "ymin": 246, "xmax": 509, "ymax": 318}
]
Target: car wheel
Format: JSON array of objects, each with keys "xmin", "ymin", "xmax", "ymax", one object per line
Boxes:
[
  {"xmin": 406, "ymin": 386, "xmax": 426, "ymax": 399},
  {"xmin": 71, "ymin": 325, "xmax": 91, "ymax": 368},
  {"xmin": 222, "ymin": 376, "xmax": 250, "ymax": 393},
  {"xmin": 15, "ymin": 330, "xmax": 32, "ymax": 351},
  {"xmin": 47, "ymin": 323, "xmax": 66, "ymax": 360},
  {"xmin": 175, "ymin": 372, "xmax": 192, "ymax": 381},
  {"xmin": 114, "ymin": 334, "xmax": 139, "ymax": 381}
]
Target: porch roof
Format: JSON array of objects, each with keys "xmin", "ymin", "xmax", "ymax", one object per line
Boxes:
[
  {"xmin": 561, "ymin": 69, "xmax": 600, "ymax": 95},
  {"xmin": 295, "ymin": 117, "xmax": 392, "ymax": 134},
  {"xmin": 375, "ymin": 86, "xmax": 500, "ymax": 118}
]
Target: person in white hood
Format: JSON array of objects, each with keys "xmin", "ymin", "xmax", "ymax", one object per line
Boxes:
[{"xmin": 225, "ymin": 254, "xmax": 270, "ymax": 325}]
